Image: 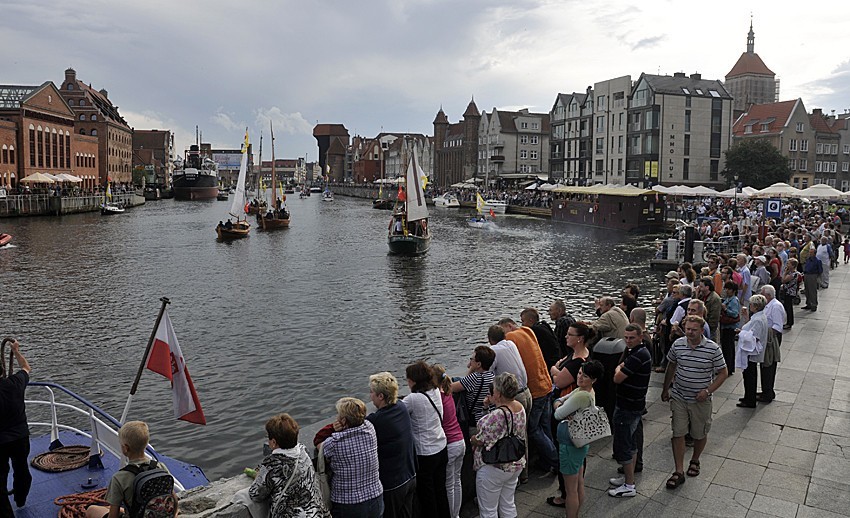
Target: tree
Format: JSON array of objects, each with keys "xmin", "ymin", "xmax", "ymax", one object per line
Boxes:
[{"xmin": 722, "ymin": 139, "xmax": 790, "ymax": 189}]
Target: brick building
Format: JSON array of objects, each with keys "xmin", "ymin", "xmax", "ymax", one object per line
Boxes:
[
  {"xmin": 313, "ymin": 124, "xmax": 349, "ymax": 182},
  {"xmin": 433, "ymin": 99, "xmax": 480, "ymax": 188},
  {"xmin": 725, "ymin": 22, "xmax": 779, "ymax": 118},
  {"xmin": 133, "ymin": 129, "xmax": 173, "ymax": 187},
  {"xmin": 58, "ymin": 68, "xmax": 132, "ymax": 186},
  {"xmin": 0, "ymin": 120, "xmax": 16, "ymax": 188}
]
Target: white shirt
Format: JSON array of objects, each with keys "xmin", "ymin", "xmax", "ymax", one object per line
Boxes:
[
  {"xmin": 403, "ymin": 389, "xmax": 447, "ymax": 456},
  {"xmin": 489, "ymin": 339, "xmax": 528, "ymax": 389},
  {"xmin": 763, "ymin": 298, "xmax": 787, "ymax": 332},
  {"xmin": 670, "ymin": 297, "xmax": 691, "ymax": 325}
]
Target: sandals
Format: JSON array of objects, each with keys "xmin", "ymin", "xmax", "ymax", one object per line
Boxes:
[
  {"xmin": 666, "ymin": 471, "xmax": 685, "ymax": 489},
  {"xmin": 546, "ymin": 496, "xmax": 566, "ymax": 508},
  {"xmin": 687, "ymin": 459, "xmax": 700, "ymax": 477}
]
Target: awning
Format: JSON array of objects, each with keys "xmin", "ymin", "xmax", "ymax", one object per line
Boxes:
[
  {"xmin": 524, "ymin": 182, "xmax": 538, "ymax": 190},
  {"xmin": 20, "ymin": 172, "xmax": 55, "ymax": 183}
]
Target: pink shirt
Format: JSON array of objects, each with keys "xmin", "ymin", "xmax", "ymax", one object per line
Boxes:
[{"xmin": 440, "ymin": 392, "xmax": 464, "ymax": 444}]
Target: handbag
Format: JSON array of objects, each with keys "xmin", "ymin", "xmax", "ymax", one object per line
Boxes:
[
  {"xmin": 568, "ymin": 404, "xmax": 612, "ymax": 448},
  {"xmin": 456, "ymin": 376, "xmax": 484, "ymax": 441},
  {"xmin": 481, "ymin": 407, "xmax": 526, "ymax": 465},
  {"xmin": 315, "ymin": 442, "xmax": 332, "ymax": 511},
  {"xmin": 719, "ymin": 312, "xmax": 740, "ymax": 325}
]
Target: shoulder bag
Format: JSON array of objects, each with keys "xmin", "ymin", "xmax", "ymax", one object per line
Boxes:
[
  {"xmin": 456, "ymin": 375, "xmax": 484, "ymax": 441},
  {"xmin": 481, "ymin": 406, "xmax": 526, "ymax": 465},
  {"xmin": 568, "ymin": 404, "xmax": 611, "ymax": 448}
]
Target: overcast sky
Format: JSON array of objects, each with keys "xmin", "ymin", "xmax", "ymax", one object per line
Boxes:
[{"xmin": 3, "ymin": 0, "xmax": 849, "ymax": 162}]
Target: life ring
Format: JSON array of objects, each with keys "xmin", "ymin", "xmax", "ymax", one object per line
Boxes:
[{"xmin": 593, "ymin": 203, "xmax": 599, "ymax": 213}]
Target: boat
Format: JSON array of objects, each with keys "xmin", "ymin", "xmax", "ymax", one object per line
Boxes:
[
  {"xmin": 173, "ymin": 129, "xmax": 219, "ymax": 201},
  {"xmin": 143, "ymin": 185, "xmax": 162, "ymax": 201},
  {"xmin": 322, "ymin": 189, "xmax": 334, "ymax": 202},
  {"xmin": 388, "ymin": 142, "xmax": 431, "ymax": 255},
  {"xmin": 257, "ymin": 123, "xmax": 290, "ymax": 230},
  {"xmin": 216, "ymin": 189, "xmax": 229, "ymax": 201},
  {"xmin": 100, "ymin": 184, "xmax": 125, "ymax": 215},
  {"xmin": 309, "ymin": 186, "xmax": 322, "ymax": 194},
  {"xmin": 550, "ymin": 184, "xmax": 667, "ymax": 232},
  {"xmin": 216, "ymin": 130, "xmax": 252, "ymax": 240},
  {"xmin": 11, "ymin": 380, "xmax": 208, "ymax": 517},
  {"xmin": 467, "ymin": 193, "xmax": 497, "ymax": 229},
  {"xmin": 0, "ymin": 233, "xmax": 12, "ymax": 246},
  {"xmin": 482, "ymin": 199, "xmax": 508, "ymax": 214},
  {"xmin": 433, "ymin": 193, "xmax": 460, "ymax": 208},
  {"xmin": 372, "ymin": 198, "xmax": 393, "ymax": 210},
  {"xmin": 284, "ymin": 186, "xmax": 295, "ymax": 194}
]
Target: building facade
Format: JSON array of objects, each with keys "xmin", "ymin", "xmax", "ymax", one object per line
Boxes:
[
  {"xmin": 0, "ymin": 120, "xmax": 16, "ymax": 188},
  {"xmin": 478, "ymin": 108, "xmax": 549, "ymax": 185},
  {"xmin": 433, "ymin": 100, "xmax": 480, "ymax": 188},
  {"xmin": 563, "ymin": 90, "xmax": 593, "ymax": 184},
  {"xmin": 133, "ymin": 129, "xmax": 173, "ymax": 187},
  {"xmin": 592, "ymin": 76, "xmax": 631, "ymax": 185},
  {"xmin": 725, "ymin": 22, "xmax": 779, "ymax": 117},
  {"xmin": 313, "ymin": 123, "xmax": 349, "ymax": 182},
  {"xmin": 58, "ymin": 68, "xmax": 132, "ymax": 186}
]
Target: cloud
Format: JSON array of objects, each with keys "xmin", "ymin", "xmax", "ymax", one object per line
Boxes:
[
  {"xmin": 802, "ymin": 59, "xmax": 850, "ymax": 110},
  {"xmin": 210, "ymin": 110, "xmax": 244, "ymax": 133},
  {"xmin": 255, "ymin": 108, "xmax": 313, "ymax": 136},
  {"xmin": 630, "ymin": 35, "xmax": 666, "ymax": 51}
]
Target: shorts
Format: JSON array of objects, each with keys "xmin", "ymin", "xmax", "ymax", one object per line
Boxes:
[
  {"xmin": 611, "ymin": 407, "xmax": 643, "ymax": 464},
  {"xmin": 670, "ymin": 398, "xmax": 712, "ymax": 440},
  {"xmin": 556, "ymin": 420, "xmax": 589, "ymax": 475}
]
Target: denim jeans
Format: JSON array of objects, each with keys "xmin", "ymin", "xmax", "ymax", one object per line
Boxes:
[
  {"xmin": 528, "ymin": 393, "xmax": 559, "ymax": 471},
  {"xmin": 332, "ymin": 494, "xmax": 384, "ymax": 518}
]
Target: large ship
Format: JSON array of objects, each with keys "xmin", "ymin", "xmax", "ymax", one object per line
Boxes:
[{"xmin": 172, "ymin": 144, "xmax": 219, "ymax": 200}]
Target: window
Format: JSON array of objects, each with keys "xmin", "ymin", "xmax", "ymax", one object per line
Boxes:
[
  {"xmin": 796, "ymin": 122, "xmax": 804, "ymax": 132},
  {"xmin": 520, "ymin": 122, "xmax": 528, "ymax": 129},
  {"xmin": 789, "ymin": 139, "xmax": 797, "ymax": 151},
  {"xmin": 68, "ymin": 99, "xmax": 75, "ymax": 106},
  {"xmin": 843, "ymin": 180, "xmax": 849, "ymax": 192},
  {"xmin": 596, "ymin": 138, "xmax": 604, "ymax": 154},
  {"xmin": 833, "ymin": 144, "xmax": 839, "ymax": 154},
  {"xmin": 530, "ymin": 135, "xmax": 538, "ymax": 144},
  {"xmin": 596, "ymin": 115, "xmax": 605, "ymax": 133},
  {"xmin": 760, "ymin": 123, "xmax": 769, "ymax": 132},
  {"xmin": 817, "ymin": 143, "xmax": 823, "ymax": 154},
  {"xmin": 67, "ymin": 84, "xmax": 73, "ymax": 90},
  {"xmin": 29, "ymin": 125, "xmax": 35, "ymax": 166},
  {"xmin": 684, "ymin": 111, "xmax": 691, "ymax": 132},
  {"xmin": 629, "ymin": 135, "xmax": 641, "ymax": 155},
  {"xmin": 744, "ymin": 125, "xmax": 753, "ymax": 134},
  {"xmin": 788, "ymin": 159, "xmax": 796, "ymax": 170},
  {"xmin": 844, "ymin": 145, "xmax": 849, "ymax": 154},
  {"xmin": 597, "ymin": 95, "xmax": 605, "ymax": 110},
  {"xmin": 65, "ymin": 131, "xmax": 70, "ymax": 167},
  {"xmin": 684, "ymin": 135, "xmax": 691, "ymax": 155},
  {"xmin": 685, "ymin": 96, "xmax": 691, "ymax": 108},
  {"xmin": 802, "ymin": 178, "xmax": 809, "ymax": 188},
  {"xmin": 695, "ymin": 89, "xmax": 703, "ymax": 95},
  {"xmin": 682, "ymin": 88, "xmax": 690, "ymax": 95},
  {"xmin": 520, "ymin": 150, "xmax": 527, "ymax": 159},
  {"xmin": 520, "ymin": 135, "xmax": 528, "ymax": 144},
  {"xmin": 91, "ymin": 129, "xmax": 97, "ymax": 136},
  {"xmin": 831, "ymin": 162, "xmax": 837, "ymax": 172},
  {"xmin": 844, "ymin": 162, "xmax": 849, "ymax": 172},
  {"xmin": 828, "ymin": 178, "xmax": 837, "ymax": 187},
  {"xmin": 801, "ymin": 140, "xmax": 809, "ymax": 152},
  {"xmin": 80, "ymin": 129, "xmax": 86, "ymax": 135},
  {"xmin": 91, "ymin": 114, "xmax": 97, "ymax": 121},
  {"xmin": 799, "ymin": 159, "xmax": 807, "ymax": 171},
  {"xmin": 37, "ymin": 126, "xmax": 43, "ymax": 167},
  {"xmin": 530, "ymin": 150, "xmax": 538, "ymax": 160},
  {"xmin": 709, "ymin": 90, "xmax": 721, "ymax": 98},
  {"xmin": 710, "ymin": 160, "xmax": 719, "ymax": 181},
  {"xmin": 79, "ymin": 99, "xmax": 85, "ymax": 106},
  {"xmin": 816, "ymin": 161, "xmax": 822, "ymax": 172},
  {"xmin": 79, "ymin": 114, "xmax": 85, "ymax": 121},
  {"xmin": 617, "ymin": 135, "xmax": 623, "ymax": 153},
  {"xmin": 683, "ymin": 158, "xmax": 690, "ymax": 180},
  {"xmin": 8, "ymin": 145, "xmax": 13, "ymax": 164},
  {"xmin": 1, "ymin": 145, "xmax": 6, "ymax": 164},
  {"xmin": 618, "ymin": 112, "xmax": 624, "ymax": 130},
  {"xmin": 531, "ymin": 122, "xmax": 538, "ymax": 130}
]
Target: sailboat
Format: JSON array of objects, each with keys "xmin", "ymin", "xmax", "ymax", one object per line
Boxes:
[
  {"xmin": 101, "ymin": 182, "xmax": 125, "ymax": 215},
  {"xmin": 372, "ymin": 155, "xmax": 393, "ymax": 210},
  {"xmin": 322, "ymin": 164, "xmax": 334, "ymax": 201},
  {"xmin": 245, "ymin": 133, "xmax": 268, "ymax": 215},
  {"xmin": 388, "ymin": 142, "xmax": 430, "ymax": 255},
  {"xmin": 467, "ymin": 192, "xmax": 496, "ymax": 229},
  {"xmin": 216, "ymin": 129, "xmax": 251, "ymax": 239},
  {"xmin": 257, "ymin": 122, "xmax": 290, "ymax": 230}
]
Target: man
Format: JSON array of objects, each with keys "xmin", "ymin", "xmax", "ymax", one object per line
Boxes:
[
  {"xmin": 0, "ymin": 339, "xmax": 32, "ymax": 515},
  {"xmin": 816, "ymin": 236, "xmax": 832, "ymax": 288},
  {"xmin": 589, "ymin": 296, "xmax": 628, "ymax": 346},
  {"xmin": 498, "ymin": 318, "xmax": 558, "ymax": 476},
  {"xmin": 751, "ymin": 256, "xmax": 770, "ymax": 295},
  {"xmin": 802, "ymin": 249, "xmax": 823, "ymax": 311},
  {"xmin": 758, "ymin": 285, "xmax": 786, "ymax": 403},
  {"xmin": 520, "ymin": 308, "xmax": 560, "ymax": 369},
  {"xmin": 734, "ymin": 254, "xmax": 751, "ymax": 316},
  {"xmin": 661, "ymin": 316, "xmax": 728, "ymax": 490},
  {"xmin": 697, "ymin": 277, "xmax": 721, "ymax": 342},
  {"xmin": 548, "ymin": 299, "xmax": 576, "ymax": 358},
  {"xmin": 607, "ymin": 324, "xmax": 652, "ymax": 498},
  {"xmin": 668, "ymin": 285, "xmax": 693, "ymax": 340}
]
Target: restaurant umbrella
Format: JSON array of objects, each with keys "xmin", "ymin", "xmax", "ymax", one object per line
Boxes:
[{"xmin": 20, "ymin": 172, "xmax": 55, "ymax": 184}]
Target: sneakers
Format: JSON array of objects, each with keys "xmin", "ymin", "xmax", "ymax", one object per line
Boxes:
[
  {"xmin": 608, "ymin": 483, "xmax": 637, "ymax": 497},
  {"xmin": 609, "ymin": 476, "xmax": 625, "ymax": 486}
]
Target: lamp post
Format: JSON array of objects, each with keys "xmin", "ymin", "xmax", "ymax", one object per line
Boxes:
[{"xmin": 733, "ymin": 173, "xmax": 740, "ymax": 217}]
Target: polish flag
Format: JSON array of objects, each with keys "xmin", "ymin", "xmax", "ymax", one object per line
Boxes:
[{"xmin": 145, "ymin": 311, "xmax": 206, "ymax": 425}]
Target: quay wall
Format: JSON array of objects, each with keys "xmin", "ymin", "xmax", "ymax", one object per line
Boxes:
[{"xmin": 0, "ymin": 193, "xmax": 144, "ymax": 218}]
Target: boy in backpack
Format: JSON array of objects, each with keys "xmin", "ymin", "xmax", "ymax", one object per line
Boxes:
[{"xmin": 86, "ymin": 421, "xmax": 175, "ymax": 518}]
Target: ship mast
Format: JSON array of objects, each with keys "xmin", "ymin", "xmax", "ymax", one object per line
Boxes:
[{"xmin": 270, "ymin": 121, "xmax": 277, "ymax": 209}]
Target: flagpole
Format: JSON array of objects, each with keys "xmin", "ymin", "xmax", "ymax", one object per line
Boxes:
[{"xmin": 120, "ymin": 297, "xmax": 171, "ymax": 424}]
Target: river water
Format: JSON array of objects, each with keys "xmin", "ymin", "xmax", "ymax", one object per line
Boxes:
[{"xmin": 0, "ymin": 195, "xmax": 660, "ymax": 479}]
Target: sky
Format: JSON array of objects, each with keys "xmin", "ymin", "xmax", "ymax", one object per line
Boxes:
[{"xmin": 3, "ymin": 0, "xmax": 850, "ymax": 163}]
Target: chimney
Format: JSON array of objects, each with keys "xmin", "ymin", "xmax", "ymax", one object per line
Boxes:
[
  {"xmin": 673, "ymin": 72, "xmax": 686, "ymax": 78},
  {"xmin": 813, "ymin": 108, "xmax": 823, "ymax": 116},
  {"xmin": 99, "ymin": 88, "xmax": 108, "ymax": 98},
  {"xmin": 690, "ymin": 73, "xmax": 701, "ymax": 80}
]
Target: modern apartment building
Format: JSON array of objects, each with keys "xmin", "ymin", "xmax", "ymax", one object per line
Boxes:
[
  {"xmin": 591, "ymin": 76, "xmax": 631, "ymax": 185},
  {"xmin": 478, "ymin": 108, "xmax": 549, "ymax": 185}
]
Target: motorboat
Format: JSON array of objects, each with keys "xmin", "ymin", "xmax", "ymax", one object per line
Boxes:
[
  {"xmin": 216, "ymin": 190, "xmax": 229, "ymax": 201},
  {"xmin": 433, "ymin": 194, "xmax": 460, "ymax": 208},
  {"xmin": 482, "ymin": 199, "xmax": 508, "ymax": 214},
  {"xmin": 0, "ymin": 233, "xmax": 12, "ymax": 246},
  {"xmin": 322, "ymin": 190, "xmax": 334, "ymax": 202},
  {"xmin": 372, "ymin": 198, "xmax": 394, "ymax": 210},
  {"xmin": 100, "ymin": 203, "xmax": 125, "ymax": 215},
  {"xmin": 467, "ymin": 216, "xmax": 496, "ymax": 229}
]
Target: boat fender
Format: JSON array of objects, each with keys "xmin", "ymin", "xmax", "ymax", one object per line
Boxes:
[{"xmin": 594, "ymin": 203, "xmax": 599, "ymax": 213}]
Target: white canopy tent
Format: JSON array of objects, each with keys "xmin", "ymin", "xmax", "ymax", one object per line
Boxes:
[
  {"xmin": 797, "ymin": 183, "xmax": 846, "ymax": 199},
  {"xmin": 751, "ymin": 182, "xmax": 803, "ymax": 199}
]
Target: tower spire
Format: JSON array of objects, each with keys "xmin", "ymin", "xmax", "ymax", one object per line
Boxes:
[{"xmin": 747, "ymin": 17, "xmax": 755, "ymax": 54}]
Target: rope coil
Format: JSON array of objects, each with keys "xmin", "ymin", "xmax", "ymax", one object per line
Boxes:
[
  {"xmin": 31, "ymin": 445, "xmax": 91, "ymax": 473},
  {"xmin": 55, "ymin": 487, "xmax": 108, "ymax": 518}
]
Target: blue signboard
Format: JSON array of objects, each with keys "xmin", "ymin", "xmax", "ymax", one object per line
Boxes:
[{"xmin": 764, "ymin": 198, "xmax": 782, "ymax": 218}]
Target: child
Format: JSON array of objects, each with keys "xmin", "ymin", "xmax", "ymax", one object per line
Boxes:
[
  {"xmin": 85, "ymin": 421, "xmax": 173, "ymax": 518},
  {"xmin": 844, "ymin": 238, "xmax": 849, "ymax": 265}
]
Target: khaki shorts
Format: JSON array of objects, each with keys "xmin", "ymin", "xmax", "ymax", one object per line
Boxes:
[{"xmin": 670, "ymin": 398, "xmax": 712, "ymax": 440}]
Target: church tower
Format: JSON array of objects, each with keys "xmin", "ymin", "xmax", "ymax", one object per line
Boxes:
[{"xmin": 725, "ymin": 20, "xmax": 778, "ymax": 117}]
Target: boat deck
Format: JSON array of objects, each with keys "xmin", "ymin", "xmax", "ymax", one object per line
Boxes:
[{"xmin": 10, "ymin": 430, "xmax": 207, "ymax": 517}]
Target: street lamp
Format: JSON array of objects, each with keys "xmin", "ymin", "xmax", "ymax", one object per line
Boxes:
[{"xmin": 733, "ymin": 173, "xmax": 740, "ymax": 217}]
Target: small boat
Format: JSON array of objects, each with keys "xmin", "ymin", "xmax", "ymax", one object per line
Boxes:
[
  {"xmin": 322, "ymin": 189, "xmax": 334, "ymax": 202},
  {"xmin": 284, "ymin": 187, "xmax": 295, "ymax": 194},
  {"xmin": 257, "ymin": 122, "xmax": 291, "ymax": 231},
  {"xmin": 309, "ymin": 186, "xmax": 322, "ymax": 193},
  {"xmin": 216, "ymin": 190, "xmax": 229, "ymax": 201},
  {"xmin": 245, "ymin": 199, "xmax": 268, "ymax": 214},
  {"xmin": 373, "ymin": 198, "xmax": 393, "ymax": 210},
  {"xmin": 0, "ymin": 233, "xmax": 12, "ymax": 246},
  {"xmin": 482, "ymin": 199, "xmax": 508, "ymax": 214},
  {"xmin": 100, "ymin": 203, "xmax": 124, "ymax": 215},
  {"xmin": 143, "ymin": 185, "xmax": 162, "ymax": 200},
  {"xmin": 433, "ymin": 193, "xmax": 460, "ymax": 208},
  {"xmin": 388, "ymin": 142, "xmax": 430, "ymax": 255},
  {"xmin": 468, "ymin": 193, "xmax": 497, "ymax": 228},
  {"xmin": 217, "ymin": 129, "xmax": 252, "ymax": 240}
]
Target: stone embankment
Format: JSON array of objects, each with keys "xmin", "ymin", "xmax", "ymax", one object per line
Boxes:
[{"xmin": 0, "ymin": 192, "xmax": 144, "ymax": 217}]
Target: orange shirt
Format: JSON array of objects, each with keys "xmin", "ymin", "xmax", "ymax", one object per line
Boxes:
[{"xmin": 506, "ymin": 327, "xmax": 551, "ymax": 399}]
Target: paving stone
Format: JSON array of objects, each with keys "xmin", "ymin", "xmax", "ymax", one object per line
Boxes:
[
  {"xmin": 638, "ymin": 498, "xmax": 700, "ymax": 517},
  {"xmin": 817, "ymin": 433, "xmax": 850, "ymax": 459},
  {"xmin": 739, "ymin": 420, "xmax": 783, "ymax": 445},
  {"xmin": 823, "ymin": 412, "xmax": 850, "ymax": 437},
  {"xmin": 755, "ymin": 467, "xmax": 809, "ymax": 504},
  {"xmin": 796, "ymin": 503, "xmax": 850, "ymax": 518},
  {"xmin": 750, "ymin": 402, "xmax": 791, "ymax": 426},
  {"xmin": 777, "ymin": 426, "xmax": 820, "ymax": 452},
  {"xmin": 694, "ymin": 484, "xmax": 754, "ymax": 517},
  {"xmin": 747, "ymin": 494, "xmax": 798, "ymax": 518},
  {"xmin": 805, "ymin": 478, "xmax": 850, "ymax": 515},
  {"xmin": 812, "ymin": 452, "xmax": 850, "ymax": 487},
  {"xmin": 711, "ymin": 459, "xmax": 765, "ymax": 492},
  {"xmin": 768, "ymin": 444, "xmax": 816, "ymax": 474}
]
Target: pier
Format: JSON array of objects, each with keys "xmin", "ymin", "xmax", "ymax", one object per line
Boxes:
[{"xmin": 0, "ymin": 192, "xmax": 144, "ymax": 217}]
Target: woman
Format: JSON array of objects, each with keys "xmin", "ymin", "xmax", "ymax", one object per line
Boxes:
[
  {"xmin": 451, "ymin": 345, "xmax": 496, "ymax": 425},
  {"xmin": 736, "ymin": 295, "xmax": 769, "ymax": 408},
  {"xmin": 678, "ymin": 262, "xmax": 697, "ymax": 285},
  {"xmin": 470, "ymin": 372, "xmax": 526, "ymax": 518},
  {"xmin": 553, "ymin": 360, "xmax": 605, "ymax": 518},
  {"xmin": 546, "ymin": 322, "xmax": 593, "ymax": 508},
  {"xmin": 404, "ymin": 361, "xmax": 450, "ymax": 518},
  {"xmin": 719, "ymin": 280, "xmax": 740, "ymax": 375},
  {"xmin": 767, "ymin": 248, "xmax": 782, "ymax": 292},
  {"xmin": 433, "ymin": 364, "xmax": 466, "ymax": 518},
  {"xmin": 780, "ymin": 258, "xmax": 799, "ymax": 330},
  {"xmin": 248, "ymin": 414, "xmax": 329, "ymax": 518},
  {"xmin": 321, "ymin": 398, "xmax": 384, "ymax": 517}
]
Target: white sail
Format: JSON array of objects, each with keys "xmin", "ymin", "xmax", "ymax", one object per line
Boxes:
[
  {"xmin": 229, "ymin": 130, "xmax": 249, "ymax": 218},
  {"xmin": 406, "ymin": 150, "xmax": 429, "ymax": 222}
]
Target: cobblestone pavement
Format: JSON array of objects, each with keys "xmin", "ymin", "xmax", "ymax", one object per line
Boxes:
[{"xmin": 505, "ymin": 266, "xmax": 850, "ymax": 517}]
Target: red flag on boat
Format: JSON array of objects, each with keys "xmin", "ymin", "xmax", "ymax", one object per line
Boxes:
[
  {"xmin": 397, "ymin": 185, "xmax": 406, "ymax": 202},
  {"xmin": 145, "ymin": 311, "xmax": 206, "ymax": 425},
  {"xmin": 489, "ymin": 208, "xmax": 496, "ymax": 218}
]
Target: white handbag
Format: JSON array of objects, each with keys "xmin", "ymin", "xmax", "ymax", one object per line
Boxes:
[{"xmin": 568, "ymin": 405, "xmax": 611, "ymax": 447}]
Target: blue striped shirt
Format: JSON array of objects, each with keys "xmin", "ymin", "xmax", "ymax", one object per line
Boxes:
[{"xmin": 667, "ymin": 337, "xmax": 727, "ymax": 402}]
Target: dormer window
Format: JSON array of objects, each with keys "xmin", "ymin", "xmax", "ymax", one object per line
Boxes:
[
  {"xmin": 761, "ymin": 123, "xmax": 769, "ymax": 132},
  {"xmin": 695, "ymin": 89, "xmax": 703, "ymax": 95},
  {"xmin": 67, "ymin": 84, "xmax": 74, "ymax": 90}
]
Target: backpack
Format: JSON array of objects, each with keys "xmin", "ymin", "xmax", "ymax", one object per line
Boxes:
[{"xmin": 121, "ymin": 460, "xmax": 177, "ymax": 518}]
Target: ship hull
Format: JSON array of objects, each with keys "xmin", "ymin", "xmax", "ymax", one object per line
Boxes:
[{"xmin": 173, "ymin": 174, "xmax": 219, "ymax": 200}]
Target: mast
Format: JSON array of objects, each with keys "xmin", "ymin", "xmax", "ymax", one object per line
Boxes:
[
  {"xmin": 270, "ymin": 121, "xmax": 277, "ymax": 209},
  {"xmin": 257, "ymin": 133, "xmax": 263, "ymax": 197}
]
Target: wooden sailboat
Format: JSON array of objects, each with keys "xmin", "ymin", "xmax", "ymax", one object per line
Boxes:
[
  {"xmin": 388, "ymin": 141, "xmax": 430, "ymax": 255},
  {"xmin": 216, "ymin": 129, "xmax": 251, "ymax": 239},
  {"xmin": 258, "ymin": 122, "xmax": 290, "ymax": 230},
  {"xmin": 245, "ymin": 133, "xmax": 267, "ymax": 215},
  {"xmin": 372, "ymin": 151, "xmax": 393, "ymax": 210}
]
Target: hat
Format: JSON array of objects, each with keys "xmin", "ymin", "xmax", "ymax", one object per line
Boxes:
[
  {"xmin": 755, "ymin": 255, "xmax": 767, "ymax": 263},
  {"xmin": 665, "ymin": 271, "xmax": 680, "ymax": 280}
]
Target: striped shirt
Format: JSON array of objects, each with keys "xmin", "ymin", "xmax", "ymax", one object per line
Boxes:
[
  {"xmin": 459, "ymin": 370, "xmax": 495, "ymax": 422},
  {"xmin": 667, "ymin": 336, "xmax": 727, "ymax": 402},
  {"xmin": 616, "ymin": 342, "xmax": 652, "ymax": 411}
]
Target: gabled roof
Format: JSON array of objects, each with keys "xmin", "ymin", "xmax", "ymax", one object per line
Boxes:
[
  {"xmin": 639, "ymin": 74, "xmax": 732, "ymax": 99},
  {"xmin": 726, "ymin": 52, "xmax": 775, "ymax": 78},
  {"xmin": 731, "ymin": 99, "xmax": 801, "ymax": 137},
  {"xmin": 75, "ymin": 81, "xmax": 128, "ymax": 127}
]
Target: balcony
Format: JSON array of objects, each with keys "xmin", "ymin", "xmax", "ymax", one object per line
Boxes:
[
  {"xmin": 491, "ymin": 140, "xmax": 505, "ymax": 148},
  {"xmin": 490, "ymin": 155, "xmax": 505, "ymax": 162},
  {"xmin": 551, "ymin": 152, "xmax": 563, "ymax": 159}
]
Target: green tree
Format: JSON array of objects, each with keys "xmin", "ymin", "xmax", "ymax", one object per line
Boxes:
[{"xmin": 722, "ymin": 139, "xmax": 790, "ymax": 189}]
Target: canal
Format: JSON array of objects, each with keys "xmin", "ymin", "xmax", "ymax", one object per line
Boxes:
[{"xmin": 0, "ymin": 195, "xmax": 661, "ymax": 479}]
